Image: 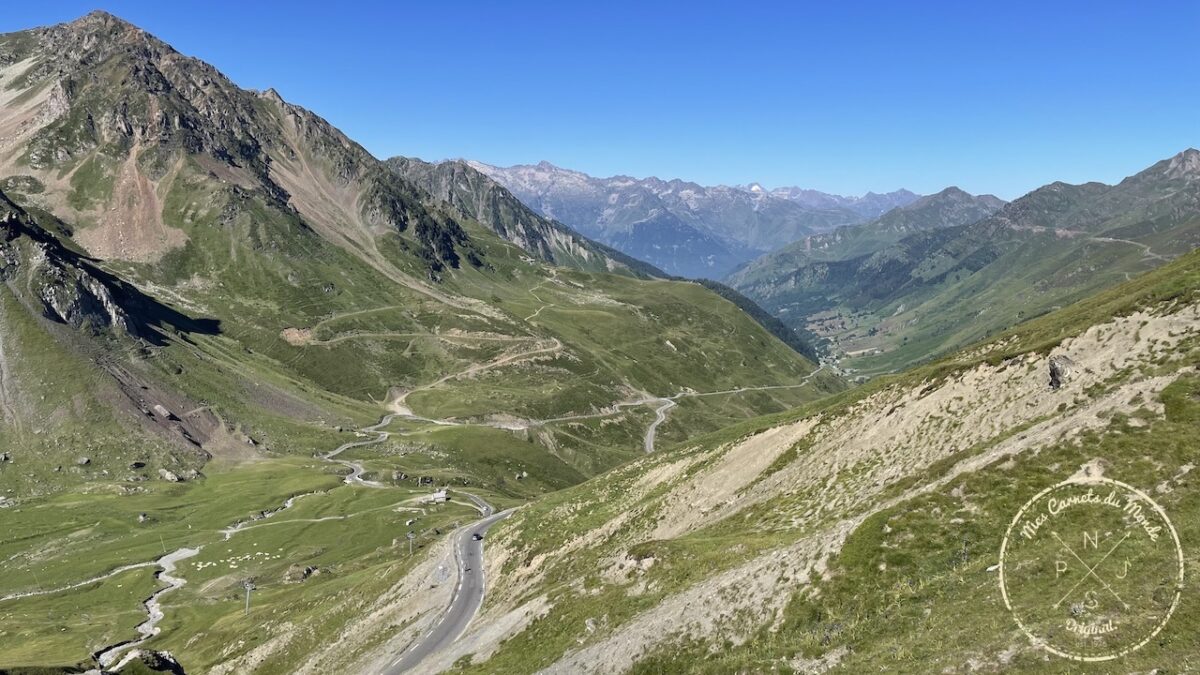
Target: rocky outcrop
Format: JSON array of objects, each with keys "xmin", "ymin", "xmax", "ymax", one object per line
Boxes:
[
  {"xmin": 1, "ymin": 194, "xmax": 132, "ymax": 334},
  {"xmin": 1049, "ymin": 354, "xmax": 1075, "ymax": 389},
  {"xmin": 32, "ymin": 250, "xmax": 131, "ymax": 332}
]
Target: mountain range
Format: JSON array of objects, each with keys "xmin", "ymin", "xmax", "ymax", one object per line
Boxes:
[
  {"xmin": 728, "ymin": 149, "xmax": 1200, "ymax": 376},
  {"xmin": 469, "ymin": 160, "xmax": 920, "ymax": 277}
]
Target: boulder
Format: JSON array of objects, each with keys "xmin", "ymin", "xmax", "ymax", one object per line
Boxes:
[
  {"xmin": 158, "ymin": 468, "xmax": 180, "ymax": 482},
  {"xmin": 1049, "ymin": 355, "xmax": 1076, "ymax": 389},
  {"xmin": 284, "ymin": 564, "xmax": 320, "ymax": 583},
  {"xmin": 76, "ymin": 456, "xmax": 90, "ymax": 466}
]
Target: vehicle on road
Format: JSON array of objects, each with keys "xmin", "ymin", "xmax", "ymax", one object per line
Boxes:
[{"xmin": 472, "ymin": 533, "xmax": 484, "ymax": 541}]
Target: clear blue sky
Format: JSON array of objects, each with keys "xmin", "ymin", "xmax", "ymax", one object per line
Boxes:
[{"xmin": 3, "ymin": 2, "xmax": 1197, "ymax": 199}]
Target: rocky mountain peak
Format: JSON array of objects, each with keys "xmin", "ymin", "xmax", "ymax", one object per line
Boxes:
[
  {"xmin": 934, "ymin": 186, "xmax": 970, "ymax": 199},
  {"xmin": 1165, "ymin": 148, "xmax": 1200, "ymax": 180},
  {"xmin": 70, "ymin": 9, "xmax": 140, "ymax": 30}
]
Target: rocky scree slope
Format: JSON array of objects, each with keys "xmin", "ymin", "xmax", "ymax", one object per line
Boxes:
[{"xmin": 415, "ymin": 249, "xmax": 1200, "ymax": 673}]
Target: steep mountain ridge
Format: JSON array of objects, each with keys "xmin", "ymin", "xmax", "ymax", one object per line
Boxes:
[
  {"xmin": 0, "ymin": 11, "xmax": 479, "ymax": 279},
  {"xmin": 386, "ymin": 156, "xmax": 823, "ymax": 359},
  {"xmin": 384, "ymin": 156, "xmax": 661, "ymax": 277}
]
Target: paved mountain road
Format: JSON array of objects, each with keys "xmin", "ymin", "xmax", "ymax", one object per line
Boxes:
[
  {"xmin": 644, "ymin": 398, "xmax": 677, "ymax": 453},
  {"xmin": 382, "ymin": 494, "xmax": 512, "ymax": 674}
]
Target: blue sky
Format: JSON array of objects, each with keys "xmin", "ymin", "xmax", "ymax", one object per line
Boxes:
[{"xmin": 3, "ymin": 2, "xmax": 1197, "ymax": 199}]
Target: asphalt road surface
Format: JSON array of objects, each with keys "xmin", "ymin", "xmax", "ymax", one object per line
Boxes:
[{"xmin": 383, "ymin": 494, "xmax": 511, "ymax": 674}]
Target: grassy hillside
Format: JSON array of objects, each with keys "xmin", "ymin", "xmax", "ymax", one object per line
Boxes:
[{"xmin": 442, "ymin": 248, "xmax": 1200, "ymax": 673}]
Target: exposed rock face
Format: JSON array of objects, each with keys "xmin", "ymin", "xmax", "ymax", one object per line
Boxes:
[
  {"xmin": 1048, "ymin": 354, "xmax": 1075, "ymax": 389},
  {"xmin": 34, "ymin": 252, "xmax": 132, "ymax": 332},
  {"xmin": 2, "ymin": 193, "xmax": 131, "ymax": 333},
  {"xmin": 1, "ymin": 188, "xmax": 220, "ymax": 346}
]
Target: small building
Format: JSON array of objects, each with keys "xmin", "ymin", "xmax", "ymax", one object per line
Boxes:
[{"xmin": 421, "ymin": 489, "xmax": 450, "ymax": 504}]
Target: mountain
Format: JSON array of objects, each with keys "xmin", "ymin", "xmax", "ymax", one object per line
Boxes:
[
  {"xmin": 730, "ymin": 186, "xmax": 1006, "ymax": 275},
  {"xmin": 0, "ymin": 9, "xmax": 844, "ymax": 490},
  {"xmin": 0, "ymin": 13, "xmax": 486, "ymax": 280},
  {"xmin": 469, "ymin": 160, "xmax": 921, "ymax": 278},
  {"xmin": 389, "ymin": 246, "xmax": 1200, "ymax": 673},
  {"xmin": 4, "ymin": 10, "xmax": 1196, "ymax": 675},
  {"xmin": 728, "ymin": 150, "xmax": 1200, "ymax": 376}
]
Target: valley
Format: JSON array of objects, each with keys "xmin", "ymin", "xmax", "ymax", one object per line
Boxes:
[{"xmin": 0, "ymin": 7, "xmax": 1197, "ymax": 675}]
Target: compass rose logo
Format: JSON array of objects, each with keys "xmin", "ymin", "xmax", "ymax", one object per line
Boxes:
[{"xmin": 999, "ymin": 476, "xmax": 1184, "ymax": 661}]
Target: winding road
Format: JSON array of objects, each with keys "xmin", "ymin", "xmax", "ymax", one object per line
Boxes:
[
  {"xmin": 643, "ymin": 399, "xmax": 677, "ymax": 453},
  {"xmin": 323, "ymin": 413, "xmax": 405, "ymax": 486},
  {"xmin": 382, "ymin": 494, "xmax": 511, "ymax": 674}
]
